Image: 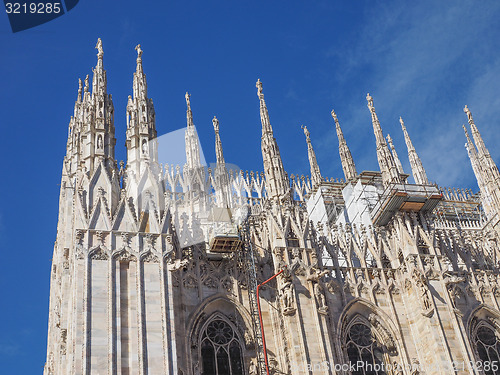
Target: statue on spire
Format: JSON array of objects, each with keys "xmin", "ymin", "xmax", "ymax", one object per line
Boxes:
[
  {"xmin": 464, "ymin": 105, "xmax": 474, "ymax": 124},
  {"xmin": 96, "ymin": 38, "xmax": 103, "ymax": 58},
  {"xmin": 84, "ymin": 75, "xmax": 89, "ymax": 93},
  {"xmin": 77, "ymin": 78, "xmax": 82, "ymax": 101},
  {"xmin": 213, "ymin": 116, "xmax": 219, "ymax": 133},
  {"xmin": 366, "ymin": 93, "xmax": 374, "ymax": 109},
  {"xmin": 331, "ymin": 109, "xmax": 338, "ymax": 122},
  {"xmin": 185, "ymin": 92, "xmax": 191, "ymax": 107},
  {"xmin": 302, "ymin": 125, "xmax": 310, "ymax": 139},
  {"xmin": 135, "ymin": 44, "xmax": 143, "ymax": 59},
  {"xmin": 256, "ymin": 79, "xmax": 263, "ymax": 98}
]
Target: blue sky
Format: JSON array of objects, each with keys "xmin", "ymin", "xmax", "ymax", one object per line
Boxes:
[{"xmin": 1, "ymin": 0, "xmax": 500, "ymax": 372}]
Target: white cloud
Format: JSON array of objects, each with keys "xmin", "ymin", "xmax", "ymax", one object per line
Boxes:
[{"xmin": 317, "ymin": 0, "xmax": 500, "ymax": 188}]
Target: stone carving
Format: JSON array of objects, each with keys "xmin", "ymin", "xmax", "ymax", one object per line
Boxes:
[
  {"xmin": 248, "ymin": 359, "xmax": 258, "ymax": 375},
  {"xmin": 314, "ymin": 282, "xmax": 328, "ymax": 314},
  {"xmin": 90, "ymin": 248, "xmax": 108, "ymax": 260},
  {"xmin": 142, "ymin": 251, "xmax": 159, "ymax": 263},
  {"xmin": 95, "ymin": 38, "xmax": 103, "ymax": 57},
  {"xmin": 135, "ymin": 44, "xmax": 142, "ymax": 58},
  {"xmin": 281, "ymin": 273, "xmax": 296, "ymax": 316},
  {"xmin": 411, "ymin": 269, "xmax": 434, "ymax": 317},
  {"xmin": 368, "ymin": 313, "xmax": 396, "ymax": 354}
]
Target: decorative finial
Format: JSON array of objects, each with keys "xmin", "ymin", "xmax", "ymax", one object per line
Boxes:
[
  {"xmin": 464, "ymin": 105, "xmax": 474, "ymax": 124},
  {"xmin": 135, "ymin": 44, "xmax": 143, "ymax": 59},
  {"xmin": 386, "ymin": 134, "xmax": 392, "ymax": 144},
  {"xmin": 77, "ymin": 78, "xmax": 82, "ymax": 101},
  {"xmin": 301, "ymin": 125, "xmax": 310, "ymax": 139},
  {"xmin": 185, "ymin": 92, "xmax": 191, "ymax": 106},
  {"xmin": 366, "ymin": 93, "xmax": 374, "ymax": 108},
  {"xmin": 95, "ymin": 38, "xmax": 103, "ymax": 58},
  {"xmin": 212, "ymin": 116, "xmax": 219, "ymax": 133},
  {"xmin": 256, "ymin": 79, "xmax": 263, "ymax": 98},
  {"xmin": 331, "ymin": 109, "xmax": 338, "ymax": 122}
]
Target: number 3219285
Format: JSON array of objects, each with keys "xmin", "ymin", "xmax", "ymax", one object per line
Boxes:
[{"xmin": 5, "ymin": 3, "xmax": 62, "ymax": 14}]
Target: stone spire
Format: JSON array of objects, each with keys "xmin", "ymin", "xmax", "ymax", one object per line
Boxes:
[
  {"xmin": 464, "ymin": 105, "xmax": 500, "ymax": 214},
  {"xmin": 386, "ymin": 134, "xmax": 404, "ymax": 175},
  {"xmin": 185, "ymin": 92, "xmax": 202, "ymax": 170},
  {"xmin": 213, "ymin": 116, "xmax": 225, "ymax": 165},
  {"xmin": 257, "ymin": 79, "xmax": 289, "ymax": 200},
  {"xmin": 366, "ymin": 93, "xmax": 401, "ymax": 186},
  {"xmin": 125, "ymin": 44, "xmax": 158, "ymax": 178},
  {"xmin": 76, "ymin": 38, "xmax": 116, "ymax": 176},
  {"xmin": 463, "ymin": 124, "xmax": 492, "ymax": 216},
  {"xmin": 331, "ymin": 109, "xmax": 357, "ymax": 182},
  {"xmin": 213, "ymin": 116, "xmax": 230, "ymax": 207},
  {"xmin": 301, "ymin": 125, "xmax": 322, "ymax": 188},
  {"xmin": 400, "ymin": 117, "xmax": 429, "ymax": 185}
]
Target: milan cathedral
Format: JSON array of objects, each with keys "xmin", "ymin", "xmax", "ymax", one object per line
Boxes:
[{"xmin": 45, "ymin": 39, "xmax": 500, "ymax": 375}]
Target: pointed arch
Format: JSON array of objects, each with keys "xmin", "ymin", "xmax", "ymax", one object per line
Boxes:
[
  {"xmin": 337, "ymin": 299, "xmax": 406, "ymax": 373},
  {"xmin": 187, "ymin": 295, "xmax": 253, "ymax": 375},
  {"xmin": 467, "ymin": 305, "xmax": 500, "ymax": 374}
]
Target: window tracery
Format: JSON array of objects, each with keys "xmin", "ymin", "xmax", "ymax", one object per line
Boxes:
[
  {"xmin": 344, "ymin": 320, "xmax": 388, "ymax": 375},
  {"xmin": 200, "ymin": 317, "xmax": 244, "ymax": 375},
  {"xmin": 472, "ymin": 320, "xmax": 500, "ymax": 375}
]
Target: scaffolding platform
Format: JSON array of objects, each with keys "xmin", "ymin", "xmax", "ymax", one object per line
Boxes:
[
  {"xmin": 208, "ymin": 207, "xmax": 243, "ymax": 252},
  {"xmin": 371, "ymin": 183, "xmax": 442, "ymax": 225}
]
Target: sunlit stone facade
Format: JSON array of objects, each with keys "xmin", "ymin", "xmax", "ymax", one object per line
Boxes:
[{"xmin": 45, "ymin": 39, "xmax": 500, "ymax": 375}]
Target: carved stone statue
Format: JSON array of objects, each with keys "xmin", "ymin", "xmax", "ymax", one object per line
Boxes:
[
  {"xmin": 413, "ymin": 270, "xmax": 433, "ymax": 315},
  {"xmin": 84, "ymin": 75, "xmax": 89, "ymax": 92},
  {"xmin": 185, "ymin": 92, "xmax": 191, "ymax": 107},
  {"xmin": 301, "ymin": 125, "xmax": 310, "ymax": 139},
  {"xmin": 366, "ymin": 93, "xmax": 374, "ymax": 107},
  {"xmin": 248, "ymin": 359, "xmax": 258, "ymax": 375},
  {"xmin": 331, "ymin": 109, "xmax": 337, "ymax": 121},
  {"xmin": 281, "ymin": 279, "xmax": 295, "ymax": 315},
  {"xmin": 314, "ymin": 282, "xmax": 328, "ymax": 314},
  {"xmin": 97, "ymin": 135, "xmax": 103, "ymax": 150},
  {"xmin": 212, "ymin": 116, "xmax": 219, "ymax": 133},
  {"xmin": 135, "ymin": 44, "xmax": 143, "ymax": 59},
  {"xmin": 256, "ymin": 79, "xmax": 263, "ymax": 97},
  {"xmin": 142, "ymin": 140, "xmax": 148, "ymax": 155},
  {"xmin": 95, "ymin": 38, "xmax": 103, "ymax": 57},
  {"xmin": 464, "ymin": 105, "xmax": 473, "ymax": 123}
]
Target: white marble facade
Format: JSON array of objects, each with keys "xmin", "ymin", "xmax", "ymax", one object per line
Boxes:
[{"xmin": 45, "ymin": 40, "xmax": 500, "ymax": 375}]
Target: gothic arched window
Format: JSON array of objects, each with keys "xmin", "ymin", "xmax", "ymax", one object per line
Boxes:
[
  {"xmin": 472, "ymin": 321, "xmax": 500, "ymax": 375},
  {"xmin": 200, "ymin": 318, "xmax": 244, "ymax": 375},
  {"xmin": 344, "ymin": 322, "xmax": 387, "ymax": 375}
]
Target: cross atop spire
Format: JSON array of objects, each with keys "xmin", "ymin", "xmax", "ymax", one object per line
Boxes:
[
  {"xmin": 331, "ymin": 109, "xmax": 357, "ymax": 181},
  {"xmin": 301, "ymin": 125, "xmax": 322, "ymax": 188}
]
